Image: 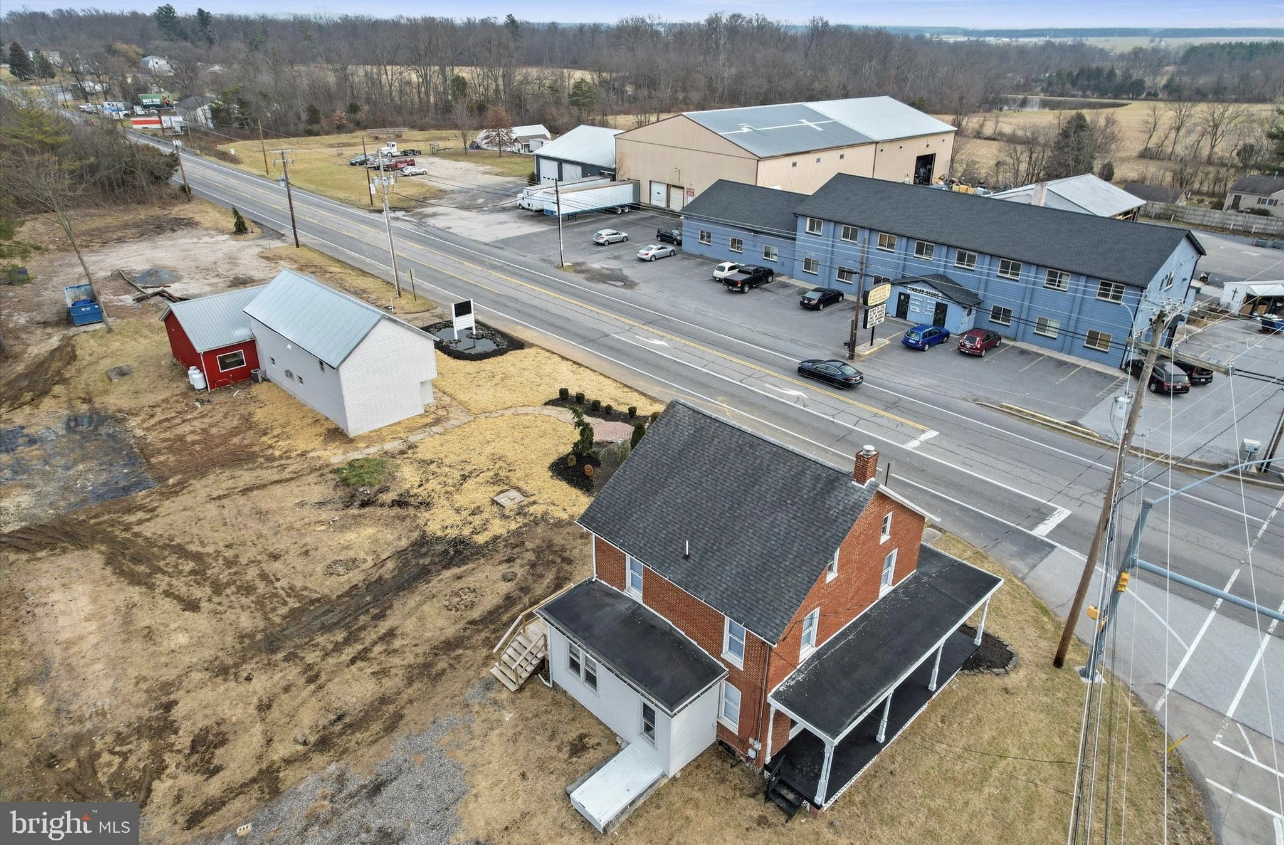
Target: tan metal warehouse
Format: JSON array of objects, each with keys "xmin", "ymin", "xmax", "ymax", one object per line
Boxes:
[{"xmin": 615, "ymin": 96, "xmax": 956, "ymax": 211}]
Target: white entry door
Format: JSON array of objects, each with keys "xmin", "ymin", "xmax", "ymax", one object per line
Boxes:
[
  {"xmin": 668, "ymin": 184, "xmax": 685, "ymax": 210},
  {"xmin": 650, "ymin": 181, "xmax": 666, "ymax": 207}
]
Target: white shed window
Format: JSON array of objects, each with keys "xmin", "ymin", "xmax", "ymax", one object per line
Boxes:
[
  {"xmin": 583, "ymin": 655, "xmax": 598, "ymax": 691},
  {"xmin": 881, "ymin": 549, "xmax": 898, "ymax": 594},
  {"xmin": 723, "ymin": 618, "xmax": 746, "ymax": 668},
  {"xmin": 626, "ymin": 556, "xmax": 643, "ymax": 597},
  {"xmin": 881, "ymin": 512, "xmax": 893, "ymax": 542},
  {"xmin": 641, "ymin": 702, "xmax": 656, "ymax": 744},
  {"xmin": 800, "ymin": 608, "xmax": 819, "ymax": 659},
  {"xmin": 720, "ymin": 682, "xmax": 742, "ymax": 730},
  {"xmin": 568, "ymin": 642, "xmax": 582, "ymax": 675},
  {"xmin": 216, "ymin": 350, "xmax": 246, "ymax": 371}
]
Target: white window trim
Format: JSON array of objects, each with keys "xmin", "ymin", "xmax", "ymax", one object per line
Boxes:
[
  {"xmin": 880, "ymin": 512, "xmax": 893, "ymax": 544},
  {"xmin": 1034, "ymin": 317, "xmax": 1061, "ymax": 339},
  {"xmin": 568, "ymin": 642, "xmax": 582, "ymax": 676},
  {"xmin": 826, "ymin": 549, "xmax": 839, "ymax": 582},
  {"xmin": 698, "ymin": 230, "xmax": 711, "ymax": 245},
  {"xmin": 722, "ymin": 617, "xmax": 746, "ymax": 669},
  {"xmin": 880, "ymin": 549, "xmax": 898, "ymax": 596},
  {"xmin": 762, "ymin": 245, "xmax": 778, "ymax": 262},
  {"xmin": 839, "ymin": 224, "xmax": 858, "ymax": 243},
  {"xmin": 990, "ymin": 305, "xmax": 1013, "ymax": 327},
  {"xmin": 582, "ymin": 654, "xmax": 598, "ymax": 692},
  {"xmin": 1097, "ymin": 281, "xmax": 1125, "ymax": 303},
  {"xmin": 1044, "ymin": 269, "xmax": 1069, "ymax": 291},
  {"xmin": 876, "ymin": 232, "xmax": 895, "ymax": 252},
  {"xmin": 719, "ymin": 681, "xmax": 742, "ymax": 731},
  {"xmin": 914, "ymin": 240, "xmax": 934, "ymax": 260},
  {"xmin": 806, "ymin": 217, "xmax": 822, "ymax": 235},
  {"xmin": 641, "ymin": 701, "xmax": 657, "ymax": 745},
  {"xmin": 626, "ymin": 555, "xmax": 643, "ymax": 598},
  {"xmin": 800, "ymin": 608, "xmax": 819, "ymax": 660},
  {"xmin": 802, "ymin": 257, "xmax": 819, "ymax": 275},
  {"xmin": 215, "ymin": 350, "xmax": 247, "ymax": 372},
  {"xmin": 955, "ymin": 250, "xmax": 977, "ymax": 270},
  {"xmin": 1084, "ymin": 330, "xmax": 1112, "ymax": 352},
  {"xmin": 729, "ymin": 237, "xmax": 743, "ymax": 253},
  {"xmin": 998, "ymin": 259, "xmax": 1022, "ymax": 280}
]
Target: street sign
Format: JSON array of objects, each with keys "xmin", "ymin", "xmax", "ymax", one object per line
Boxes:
[
  {"xmin": 865, "ymin": 283, "xmax": 891, "ymax": 307},
  {"xmin": 452, "ymin": 299, "xmax": 475, "ymax": 341},
  {"xmin": 863, "ymin": 303, "xmax": 886, "ymax": 329}
]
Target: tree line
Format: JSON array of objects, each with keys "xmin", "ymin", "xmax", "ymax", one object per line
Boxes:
[{"xmin": 3, "ymin": 10, "xmax": 1282, "ymax": 142}]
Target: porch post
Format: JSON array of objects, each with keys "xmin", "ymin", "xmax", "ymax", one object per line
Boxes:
[
  {"xmin": 765, "ymin": 704, "xmax": 777, "ymax": 764},
  {"xmin": 816, "ymin": 738, "xmax": 835, "ymax": 806},
  {"xmin": 928, "ymin": 643, "xmax": 944, "ymax": 692},
  {"xmin": 974, "ymin": 598, "xmax": 991, "ymax": 646},
  {"xmin": 876, "ymin": 692, "xmax": 893, "ymax": 743}
]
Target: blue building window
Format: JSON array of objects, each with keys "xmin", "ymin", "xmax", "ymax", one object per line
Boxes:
[
  {"xmin": 1085, "ymin": 330, "xmax": 1112, "ymax": 352},
  {"xmin": 990, "ymin": 305, "xmax": 1013, "ymax": 326},
  {"xmin": 955, "ymin": 250, "xmax": 977, "ymax": 270},
  {"xmin": 998, "ymin": 259, "xmax": 1022, "ymax": 280}
]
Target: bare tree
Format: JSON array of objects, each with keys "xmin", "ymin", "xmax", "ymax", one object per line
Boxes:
[
  {"xmin": 1195, "ymin": 101, "xmax": 1252, "ymax": 164},
  {"xmin": 451, "ymin": 97, "xmax": 473, "ymax": 154},
  {"xmin": 996, "ymin": 125, "xmax": 1054, "ymax": 186},
  {"xmin": 481, "ymin": 104, "xmax": 515, "ymax": 156},
  {"xmin": 1164, "ymin": 101, "xmax": 1199, "ymax": 160},
  {"xmin": 1139, "ymin": 101, "xmax": 1172, "ymax": 158}
]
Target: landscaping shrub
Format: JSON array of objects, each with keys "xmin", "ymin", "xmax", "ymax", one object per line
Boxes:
[
  {"xmin": 627, "ymin": 406, "xmax": 637, "ymax": 418},
  {"xmin": 331, "ymin": 457, "xmax": 390, "ymax": 488},
  {"xmin": 232, "ymin": 207, "xmax": 249, "ymax": 234},
  {"xmin": 631, "ymin": 421, "xmax": 647, "ymax": 448},
  {"xmin": 603, "ymin": 404, "xmax": 613, "ymax": 416},
  {"xmin": 567, "ymin": 454, "xmax": 577, "ymax": 467},
  {"xmin": 559, "ymin": 387, "xmax": 570, "ymax": 400},
  {"xmin": 583, "ymin": 464, "xmax": 595, "ymax": 478},
  {"xmin": 590, "ymin": 398, "xmax": 602, "ymax": 413},
  {"xmin": 570, "ymin": 407, "xmax": 595, "ymax": 457},
  {"xmin": 574, "ymin": 391, "xmax": 585, "ymax": 405}
]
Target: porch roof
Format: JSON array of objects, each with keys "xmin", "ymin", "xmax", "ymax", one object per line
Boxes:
[
  {"xmin": 769, "ymin": 546, "xmax": 1001, "ymax": 741},
  {"xmin": 537, "ymin": 579, "xmax": 727, "ymax": 715}
]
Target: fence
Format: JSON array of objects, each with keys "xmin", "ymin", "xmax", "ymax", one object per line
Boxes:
[{"xmin": 1141, "ymin": 202, "xmax": 1284, "ymax": 237}]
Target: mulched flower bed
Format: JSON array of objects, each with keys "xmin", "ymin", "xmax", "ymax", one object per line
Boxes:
[
  {"xmin": 959, "ymin": 624, "xmax": 1018, "ymax": 675},
  {"xmin": 544, "ymin": 396, "xmax": 652, "ymax": 427},
  {"xmin": 548, "ymin": 450, "xmax": 603, "ymax": 494},
  {"xmin": 424, "ymin": 320, "xmax": 525, "ymax": 361}
]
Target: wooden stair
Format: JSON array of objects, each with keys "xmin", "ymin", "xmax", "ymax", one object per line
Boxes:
[
  {"xmin": 490, "ymin": 619, "xmax": 548, "ymax": 691},
  {"xmin": 764, "ymin": 758, "xmax": 806, "ymax": 821}
]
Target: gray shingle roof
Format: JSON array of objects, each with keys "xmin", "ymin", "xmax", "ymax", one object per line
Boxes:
[
  {"xmin": 795, "ymin": 175, "xmax": 1204, "ymax": 288},
  {"xmin": 900, "ymin": 274, "xmax": 982, "ymax": 307},
  {"xmin": 242, "ymin": 269, "xmax": 395, "ymax": 368},
  {"xmin": 681, "ymin": 180, "xmax": 807, "ymax": 237},
  {"xmin": 534, "ymin": 125, "xmax": 621, "ymax": 169},
  {"xmin": 577, "ymin": 400, "xmax": 877, "ymax": 645},
  {"xmin": 770, "ymin": 545, "xmax": 1002, "ymax": 740},
  {"xmin": 1231, "ymin": 174, "xmax": 1284, "ymax": 196},
  {"xmin": 537, "ymin": 579, "xmax": 727, "ymax": 715},
  {"xmin": 160, "ymin": 286, "xmax": 265, "ymax": 352}
]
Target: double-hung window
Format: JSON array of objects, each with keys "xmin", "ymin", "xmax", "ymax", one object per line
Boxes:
[
  {"xmin": 955, "ymin": 250, "xmax": 977, "ymax": 270},
  {"xmin": 876, "ymin": 232, "xmax": 896, "ymax": 252},
  {"xmin": 805, "ymin": 217, "xmax": 823, "ymax": 235},
  {"xmin": 881, "ymin": 512, "xmax": 893, "ymax": 542},
  {"xmin": 826, "ymin": 549, "xmax": 839, "ymax": 582},
  {"xmin": 568, "ymin": 642, "xmax": 582, "ymax": 675},
  {"xmin": 1044, "ymin": 269, "xmax": 1070, "ymax": 291},
  {"xmin": 881, "ymin": 549, "xmax": 898, "ymax": 594},
  {"xmin": 914, "ymin": 240, "xmax": 935, "ymax": 260},
  {"xmin": 800, "ymin": 608, "xmax": 819, "ymax": 659},
  {"xmin": 720, "ymin": 682, "xmax": 742, "ymax": 730},
  {"xmin": 641, "ymin": 702, "xmax": 656, "ymax": 744},
  {"xmin": 723, "ymin": 618, "xmax": 746, "ymax": 668},
  {"xmin": 626, "ymin": 556, "xmax": 643, "ymax": 597},
  {"xmin": 1097, "ymin": 281, "xmax": 1125, "ymax": 303},
  {"xmin": 998, "ymin": 258, "xmax": 1022, "ymax": 280}
]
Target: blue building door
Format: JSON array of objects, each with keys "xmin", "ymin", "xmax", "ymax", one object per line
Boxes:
[{"xmin": 932, "ymin": 301, "xmax": 949, "ymax": 327}]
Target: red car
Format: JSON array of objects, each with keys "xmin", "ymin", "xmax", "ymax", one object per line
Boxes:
[{"xmin": 957, "ymin": 328, "xmax": 1001, "ymax": 357}]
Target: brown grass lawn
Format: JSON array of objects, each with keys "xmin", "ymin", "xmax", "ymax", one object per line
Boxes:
[
  {"xmin": 451, "ymin": 532, "xmax": 1213, "ymax": 845},
  {"xmin": 216, "ymin": 129, "xmax": 533, "ymax": 208},
  {"xmin": 946, "ymin": 101, "xmax": 1278, "ymax": 187},
  {"xmin": 260, "ymin": 244, "xmax": 437, "ymax": 317}
]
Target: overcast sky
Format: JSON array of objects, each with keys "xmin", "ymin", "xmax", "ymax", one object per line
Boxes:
[{"xmin": 3, "ymin": 0, "xmax": 1281, "ymax": 28}]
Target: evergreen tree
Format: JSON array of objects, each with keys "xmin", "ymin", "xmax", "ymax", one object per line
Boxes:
[
  {"xmin": 153, "ymin": 4, "xmax": 185, "ymax": 41},
  {"xmin": 31, "ymin": 50, "xmax": 56, "ymax": 79},
  {"xmin": 231, "ymin": 207, "xmax": 248, "ymax": 234},
  {"xmin": 1046, "ymin": 112, "xmax": 1096, "ymax": 180},
  {"xmin": 569, "ymin": 79, "xmax": 597, "ymax": 114},
  {"xmin": 194, "ymin": 8, "xmax": 215, "ymax": 46},
  {"xmin": 8, "ymin": 41, "xmax": 33, "ymax": 81}
]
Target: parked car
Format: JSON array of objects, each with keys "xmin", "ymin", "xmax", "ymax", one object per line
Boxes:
[
  {"xmin": 400, "ymin": 166, "xmax": 428, "ymax": 176},
  {"xmin": 712, "ymin": 261, "xmax": 742, "ymax": 281},
  {"xmin": 637, "ymin": 243, "xmax": 676, "ymax": 261},
  {"xmin": 797, "ymin": 358, "xmax": 864, "ymax": 389},
  {"xmin": 593, "ymin": 229, "xmax": 629, "ymax": 245},
  {"xmin": 348, "ymin": 154, "xmax": 369, "ymax": 166},
  {"xmin": 77, "ymin": 103, "xmax": 98, "ymax": 114},
  {"xmin": 656, "ymin": 227, "xmax": 683, "ymax": 246},
  {"xmin": 1123, "ymin": 359, "xmax": 1191, "ymax": 395},
  {"xmin": 723, "ymin": 266, "xmax": 775, "ymax": 292},
  {"xmin": 800, "ymin": 288, "xmax": 845, "ymax": 310},
  {"xmin": 902, "ymin": 324, "xmax": 951, "ymax": 350},
  {"xmin": 1172, "ymin": 359, "xmax": 1214, "ymax": 385},
  {"xmin": 1261, "ymin": 314, "xmax": 1284, "ymax": 333},
  {"xmin": 957, "ymin": 328, "xmax": 1002, "ymax": 357}
]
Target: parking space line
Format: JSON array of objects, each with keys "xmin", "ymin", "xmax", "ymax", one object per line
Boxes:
[
  {"xmin": 1096, "ymin": 376, "xmax": 1126, "ymax": 398},
  {"xmin": 1226, "ymin": 492, "xmax": 1284, "ymax": 720},
  {"xmin": 1206, "ymin": 778, "xmax": 1284, "ymax": 822},
  {"xmin": 1055, "ymin": 364, "xmax": 1085, "ymax": 385},
  {"xmin": 1237, "ymin": 723, "xmax": 1260, "ymax": 763},
  {"xmin": 1019, "ymin": 354, "xmax": 1046, "ymax": 373},
  {"xmin": 1156, "ymin": 567, "xmax": 1240, "ymax": 711},
  {"xmin": 1214, "ymin": 740, "xmax": 1284, "ymax": 780},
  {"xmin": 982, "ymin": 343, "xmax": 1012, "ymax": 362}
]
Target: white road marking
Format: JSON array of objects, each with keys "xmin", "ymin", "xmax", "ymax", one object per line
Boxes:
[
  {"xmin": 1206, "ymin": 778, "xmax": 1284, "ymax": 821},
  {"xmin": 634, "ymin": 336, "xmax": 670, "ymax": 347},
  {"xmin": 763, "ymin": 383, "xmax": 807, "ymax": 397},
  {"xmin": 1156, "ymin": 567, "xmax": 1241, "ymax": 711},
  {"xmin": 904, "ymin": 430, "xmax": 938, "ymax": 449},
  {"xmin": 1240, "ymin": 722, "xmax": 1261, "ymax": 763},
  {"xmin": 1226, "ymin": 492, "xmax": 1284, "ymax": 720},
  {"xmin": 1032, "ymin": 506, "xmax": 1073, "ymax": 537},
  {"xmin": 1214, "ymin": 740, "xmax": 1284, "ymax": 780}
]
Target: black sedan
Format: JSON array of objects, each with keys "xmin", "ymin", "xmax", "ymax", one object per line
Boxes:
[
  {"xmin": 1173, "ymin": 359, "xmax": 1214, "ymax": 385},
  {"xmin": 800, "ymin": 288, "xmax": 845, "ymax": 310},
  {"xmin": 797, "ymin": 358, "xmax": 864, "ymax": 389}
]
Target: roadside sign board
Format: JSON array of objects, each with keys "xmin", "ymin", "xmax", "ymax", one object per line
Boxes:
[
  {"xmin": 863, "ymin": 303, "xmax": 886, "ymax": 329},
  {"xmin": 865, "ymin": 283, "xmax": 891, "ymax": 307},
  {"xmin": 452, "ymin": 299, "xmax": 475, "ymax": 340}
]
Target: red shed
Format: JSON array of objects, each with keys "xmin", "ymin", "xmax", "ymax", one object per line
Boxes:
[{"xmin": 160, "ymin": 286, "xmax": 265, "ymax": 389}]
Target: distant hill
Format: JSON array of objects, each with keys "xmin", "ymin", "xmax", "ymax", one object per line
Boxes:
[{"xmin": 878, "ymin": 27, "xmax": 1284, "ymax": 39}]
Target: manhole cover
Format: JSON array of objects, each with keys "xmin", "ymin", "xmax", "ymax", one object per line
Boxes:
[{"xmin": 493, "ymin": 489, "xmax": 526, "ymax": 508}]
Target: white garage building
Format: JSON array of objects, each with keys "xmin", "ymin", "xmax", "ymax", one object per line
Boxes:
[{"xmin": 244, "ymin": 269, "xmax": 438, "ymax": 437}]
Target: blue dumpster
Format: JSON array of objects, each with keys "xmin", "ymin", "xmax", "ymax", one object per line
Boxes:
[{"xmin": 64, "ymin": 284, "xmax": 104, "ymax": 326}]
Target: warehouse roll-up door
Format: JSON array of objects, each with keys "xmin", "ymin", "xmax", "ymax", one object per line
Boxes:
[
  {"xmin": 562, "ymin": 163, "xmax": 582, "ymax": 182},
  {"xmin": 668, "ymin": 185, "xmax": 685, "ymax": 210},
  {"xmin": 650, "ymin": 181, "xmax": 666, "ymax": 207},
  {"xmin": 538, "ymin": 158, "xmax": 559, "ymax": 185}
]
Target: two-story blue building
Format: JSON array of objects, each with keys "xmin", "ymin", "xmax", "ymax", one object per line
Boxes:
[{"xmin": 681, "ymin": 175, "xmax": 1205, "ymax": 367}]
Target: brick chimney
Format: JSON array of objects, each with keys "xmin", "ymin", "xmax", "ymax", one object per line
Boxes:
[{"xmin": 852, "ymin": 445, "xmax": 879, "ymax": 485}]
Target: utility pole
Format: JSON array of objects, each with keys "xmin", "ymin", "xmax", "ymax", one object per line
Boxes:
[
  {"xmin": 847, "ymin": 235, "xmax": 870, "ymax": 360},
  {"xmin": 1054, "ymin": 308, "xmax": 1172, "ymax": 668},
  {"xmin": 555, "ymin": 179, "xmax": 565, "ymax": 268},
  {"xmin": 173, "ymin": 139, "xmax": 190, "ymax": 201},
  {"xmin": 377, "ymin": 156, "xmax": 402, "ymax": 296},
  {"xmin": 1263, "ymin": 407, "xmax": 1284, "ymax": 474},
  {"xmin": 273, "ymin": 149, "xmax": 301, "ymax": 248},
  {"xmin": 361, "ymin": 135, "xmax": 373, "ymax": 206},
  {"xmin": 258, "ymin": 119, "xmax": 270, "ymax": 176}
]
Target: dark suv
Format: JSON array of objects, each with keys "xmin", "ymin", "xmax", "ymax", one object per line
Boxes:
[
  {"xmin": 1124, "ymin": 359, "xmax": 1190, "ymax": 395},
  {"xmin": 656, "ymin": 227, "xmax": 682, "ymax": 246},
  {"xmin": 1172, "ymin": 359, "xmax": 1214, "ymax": 385},
  {"xmin": 723, "ymin": 266, "xmax": 774, "ymax": 292}
]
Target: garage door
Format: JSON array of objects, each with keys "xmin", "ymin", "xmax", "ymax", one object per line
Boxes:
[
  {"xmin": 562, "ymin": 163, "xmax": 582, "ymax": 182},
  {"xmin": 538, "ymin": 158, "xmax": 559, "ymax": 185},
  {"xmin": 667, "ymin": 184, "xmax": 685, "ymax": 210},
  {"xmin": 650, "ymin": 181, "xmax": 667, "ymax": 207}
]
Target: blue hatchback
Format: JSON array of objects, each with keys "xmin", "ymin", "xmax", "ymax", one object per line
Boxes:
[{"xmin": 902, "ymin": 324, "xmax": 951, "ymax": 350}]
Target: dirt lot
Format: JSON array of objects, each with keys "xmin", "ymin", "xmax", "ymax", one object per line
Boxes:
[{"xmin": 0, "ymin": 200, "xmax": 598, "ymax": 843}]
